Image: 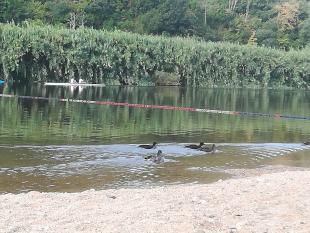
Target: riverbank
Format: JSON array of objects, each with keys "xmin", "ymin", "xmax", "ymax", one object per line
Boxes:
[{"xmin": 1, "ymin": 168, "xmax": 310, "ymax": 233}]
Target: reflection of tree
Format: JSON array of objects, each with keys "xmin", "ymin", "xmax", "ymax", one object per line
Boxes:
[{"xmin": 0, "ymin": 86, "xmax": 309, "ymax": 144}]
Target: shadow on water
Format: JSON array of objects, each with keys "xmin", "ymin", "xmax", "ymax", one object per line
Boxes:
[{"xmin": 0, "ymin": 84, "xmax": 310, "ymax": 193}]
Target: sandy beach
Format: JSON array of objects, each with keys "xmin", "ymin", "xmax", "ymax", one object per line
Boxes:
[{"xmin": 1, "ymin": 167, "xmax": 310, "ymax": 233}]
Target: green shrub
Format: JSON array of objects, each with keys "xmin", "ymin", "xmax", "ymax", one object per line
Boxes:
[{"xmin": 0, "ymin": 24, "xmax": 309, "ymax": 88}]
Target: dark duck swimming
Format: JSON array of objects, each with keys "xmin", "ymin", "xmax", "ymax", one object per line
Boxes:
[
  {"xmin": 304, "ymin": 142, "xmax": 310, "ymax": 145},
  {"xmin": 200, "ymin": 144, "xmax": 216, "ymax": 153},
  {"xmin": 185, "ymin": 142, "xmax": 204, "ymax": 149},
  {"xmin": 139, "ymin": 142, "xmax": 157, "ymax": 149}
]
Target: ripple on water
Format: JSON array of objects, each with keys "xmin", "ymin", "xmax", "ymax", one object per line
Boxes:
[{"xmin": 0, "ymin": 143, "xmax": 309, "ymax": 193}]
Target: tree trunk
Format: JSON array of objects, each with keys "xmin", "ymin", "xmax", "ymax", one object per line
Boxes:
[
  {"xmin": 233, "ymin": 0, "xmax": 239, "ymax": 10},
  {"xmin": 229, "ymin": 0, "xmax": 239, "ymax": 11},
  {"xmin": 80, "ymin": 13, "xmax": 85, "ymax": 27},
  {"xmin": 245, "ymin": 0, "xmax": 251, "ymax": 23},
  {"xmin": 69, "ymin": 12, "xmax": 76, "ymax": 29},
  {"xmin": 204, "ymin": 0, "xmax": 207, "ymax": 25}
]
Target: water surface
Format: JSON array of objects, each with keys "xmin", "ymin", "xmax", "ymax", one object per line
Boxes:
[{"xmin": 0, "ymin": 84, "xmax": 309, "ymax": 193}]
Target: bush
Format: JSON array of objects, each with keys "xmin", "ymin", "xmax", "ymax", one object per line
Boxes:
[{"xmin": 0, "ymin": 24, "xmax": 309, "ymax": 88}]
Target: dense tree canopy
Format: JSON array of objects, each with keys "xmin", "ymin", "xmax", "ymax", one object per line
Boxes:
[{"xmin": 0, "ymin": 0, "xmax": 309, "ymax": 49}]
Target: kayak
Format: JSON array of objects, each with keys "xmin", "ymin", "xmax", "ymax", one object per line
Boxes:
[{"xmin": 44, "ymin": 82, "xmax": 105, "ymax": 87}]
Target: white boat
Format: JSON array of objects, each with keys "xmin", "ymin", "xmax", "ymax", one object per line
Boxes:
[{"xmin": 44, "ymin": 82, "xmax": 106, "ymax": 87}]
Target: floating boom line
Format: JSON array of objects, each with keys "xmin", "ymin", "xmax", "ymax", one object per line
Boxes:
[{"xmin": 0, "ymin": 94, "xmax": 310, "ymax": 121}]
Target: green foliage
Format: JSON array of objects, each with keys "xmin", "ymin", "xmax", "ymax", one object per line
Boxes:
[
  {"xmin": 44, "ymin": 0, "xmax": 71, "ymax": 25},
  {"xmin": 0, "ymin": 0, "xmax": 28, "ymax": 22},
  {"xmin": 0, "ymin": 0, "xmax": 309, "ymax": 49},
  {"xmin": 299, "ymin": 18, "xmax": 310, "ymax": 44},
  {"xmin": 85, "ymin": 0, "xmax": 125, "ymax": 29},
  {"xmin": 27, "ymin": 1, "xmax": 47, "ymax": 21},
  {"xmin": 0, "ymin": 24, "xmax": 309, "ymax": 88},
  {"xmin": 248, "ymin": 30, "xmax": 258, "ymax": 45},
  {"xmin": 256, "ymin": 20, "xmax": 278, "ymax": 47}
]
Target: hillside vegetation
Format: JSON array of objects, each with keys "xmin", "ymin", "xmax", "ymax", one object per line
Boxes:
[
  {"xmin": 0, "ymin": 0, "xmax": 309, "ymax": 50},
  {"xmin": 0, "ymin": 24, "xmax": 309, "ymax": 88}
]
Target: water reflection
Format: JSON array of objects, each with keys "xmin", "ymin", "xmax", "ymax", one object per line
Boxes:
[
  {"xmin": 0, "ymin": 84, "xmax": 310, "ymax": 193},
  {"xmin": 0, "ymin": 85, "xmax": 309, "ymax": 145}
]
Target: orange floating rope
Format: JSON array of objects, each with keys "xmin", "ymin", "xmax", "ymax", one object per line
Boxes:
[{"xmin": 0, "ymin": 94, "xmax": 310, "ymax": 121}]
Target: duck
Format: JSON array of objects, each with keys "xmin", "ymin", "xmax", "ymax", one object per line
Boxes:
[
  {"xmin": 139, "ymin": 142, "xmax": 157, "ymax": 149},
  {"xmin": 200, "ymin": 144, "xmax": 216, "ymax": 153},
  {"xmin": 151, "ymin": 150, "xmax": 164, "ymax": 164},
  {"xmin": 144, "ymin": 150, "xmax": 164, "ymax": 162},
  {"xmin": 185, "ymin": 142, "xmax": 204, "ymax": 149},
  {"xmin": 304, "ymin": 142, "xmax": 310, "ymax": 145}
]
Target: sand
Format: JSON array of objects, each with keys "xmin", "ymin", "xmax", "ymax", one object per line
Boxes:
[{"xmin": 1, "ymin": 168, "xmax": 310, "ymax": 233}]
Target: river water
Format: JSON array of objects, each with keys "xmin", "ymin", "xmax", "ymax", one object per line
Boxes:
[{"xmin": 0, "ymin": 84, "xmax": 309, "ymax": 193}]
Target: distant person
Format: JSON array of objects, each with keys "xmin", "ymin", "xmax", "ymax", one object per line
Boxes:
[
  {"xmin": 70, "ymin": 78, "xmax": 77, "ymax": 84},
  {"xmin": 79, "ymin": 79, "xmax": 86, "ymax": 84}
]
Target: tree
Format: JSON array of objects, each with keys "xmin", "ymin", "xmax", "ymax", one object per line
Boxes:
[
  {"xmin": 68, "ymin": 0, "xmax": 90, "ymax": 29},
  {"xmin": 0, "ymin": 0, "xmax": 308, "ymax": 49},
  {"xmin": 26, "ymin": 1, "xmax": 47, "ymax": 21},
  {"xmin": 275, "ymin": 1, "xmax": 300, "ymax": 30},
  {"xmin": 274, "ymin": 1, "xmax": 300, "ymax": 49},
  {"xmin": 299, "ymin": 18, "xmax": 310, "ymax": 45},
  {"xmin": 130, "ymin": 0, "xmax": 161, "ymax": 16},
  {"xmin": 45, "ymin": 0, "xmax": 72, "ymax": 25},
  {"xmin": 140, "ymin": 0, "xmax": 191, "ymax": 35},
  {"xmin": 247, "ymin": 29, "xmax": 257, "ymax": 45},
  {"xmin": 245, "ymin": 0, "xmax": 252, "ymax": 23},
  {"xmin": 256, "ymin": 20, "xmax": 278, "ymax": 47},
  {"xmin": 228, "ymin": 0, "xmax": 239, "ymax": 12},
  {"xmin": 0, "ymin": 0, "xmax": 28, "ymax": 23},
  {"xmin": 85, "ymin": 0, "xmax": 127, "ymax": 29}
]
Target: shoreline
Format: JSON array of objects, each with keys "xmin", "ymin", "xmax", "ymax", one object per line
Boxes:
[{"xmin": 1, "ymin": 166, "xmax": 310, "ymax": 233}]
